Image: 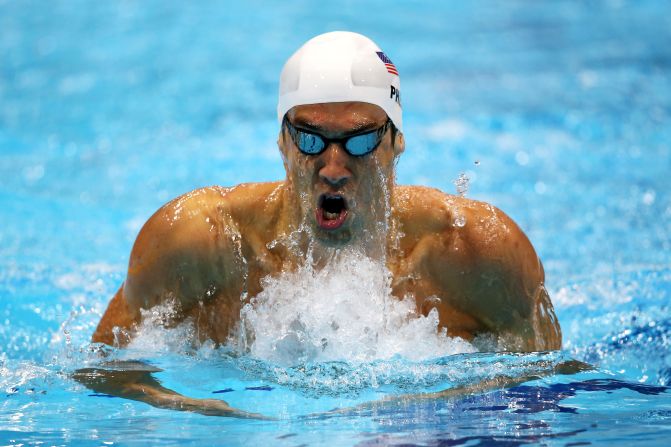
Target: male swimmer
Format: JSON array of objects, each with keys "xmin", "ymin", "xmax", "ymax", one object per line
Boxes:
[
  {"xmin": 79, "ymin": 33, "xmax": 568, "ymax": 417},
  {"xmin": 92, "ymin": 31, "xmax": 561, "ymax": 352}
]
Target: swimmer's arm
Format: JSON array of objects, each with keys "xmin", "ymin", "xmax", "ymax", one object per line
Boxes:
[
  {"xmin": 469, "ymin": 205, "xmax": 561, "ymax": 351},
  {"xmin": 432, "ymin": 202, "xmax": 562, "ymax": 351},
  {"xmin": 73, "ymin": 362, "xmax": 267, "ymax": 419},
  {"xmin": 323, "ymin": 359, "xmax": 591, "ymax": 417},
  {"xmin": 93, "ymin": 188, "xmax": 243, "ymax": 345}
]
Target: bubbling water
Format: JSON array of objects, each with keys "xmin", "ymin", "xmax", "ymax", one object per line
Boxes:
[{"xmin": 238, "ymin": 249, "xmax": 476, "ymax": 366}]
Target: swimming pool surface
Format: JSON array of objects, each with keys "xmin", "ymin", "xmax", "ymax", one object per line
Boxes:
[{"xmin": 1, "ymin": 0, "xmax": 670, "ymax": 445}]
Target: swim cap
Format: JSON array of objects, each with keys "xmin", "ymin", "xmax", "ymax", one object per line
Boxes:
[{"xmin": 278, "ymin": 31, "xmax": 403, "ymax": 131}]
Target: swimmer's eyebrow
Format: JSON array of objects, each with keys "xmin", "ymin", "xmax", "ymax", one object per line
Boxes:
[{"xmin": 292, "ymin": 118, "xmax": 380, "ymax": 136}]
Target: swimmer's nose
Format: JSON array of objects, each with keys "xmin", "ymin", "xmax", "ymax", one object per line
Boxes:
[{"xmin": 318, "ymin": 144, "xmax": 352, "ymax": 188}]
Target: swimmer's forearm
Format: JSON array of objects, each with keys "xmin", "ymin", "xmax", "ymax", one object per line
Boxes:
[
  {"xmin": 73, "ymin": 365, "xmax": 269, "ymax": 419},
  {"xmin": 124, "ymin": 383, "xmax": 266, "ymax": 418}
]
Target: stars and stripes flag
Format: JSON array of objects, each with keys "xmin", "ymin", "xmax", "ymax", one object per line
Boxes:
[{"xmin": 376, "ymin": 51, "xmax": 398, "ymax": 76}]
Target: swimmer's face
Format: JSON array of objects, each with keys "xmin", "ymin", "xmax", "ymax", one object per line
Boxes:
[{"xmin": 279, "ymin": 102, "xmax": 404, "ymax": 246}]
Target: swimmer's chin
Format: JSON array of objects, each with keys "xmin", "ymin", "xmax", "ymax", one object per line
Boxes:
[{"xmin": 312, "ymin": 224, "xmax": 354, "ymax": 247}]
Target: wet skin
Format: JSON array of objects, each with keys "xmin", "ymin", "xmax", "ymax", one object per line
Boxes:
[{"xmin": 93, "ymin": 102, "xmax": 562, "ymax": 352}]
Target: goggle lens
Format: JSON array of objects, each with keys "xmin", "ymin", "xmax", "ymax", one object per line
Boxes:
[
  {"xmin": 297, "ymin": 132, "xmax": 325, "ymax": 154},
  {"xmin": 345, "ymin": 131, "xmax": 382, "ymax": 156}
]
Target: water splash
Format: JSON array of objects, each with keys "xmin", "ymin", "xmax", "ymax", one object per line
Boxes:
[
  {"xmin": 452, "ymin": 172, "xmax": 470, "ymax": 227},
  {"xmin": 233, "ymin": 351, "xmax": 572, "ymax": 398},
  {"xmin": 454, "ymin": 172, "xmax": 470, "ymax": 197},
  {"xmin": 237, "ymin": 249, "xmax": 476, "ymax": 366},
  {"xmin": 124, "ymin": 299, "xmax": 203, "ymax": 355}
]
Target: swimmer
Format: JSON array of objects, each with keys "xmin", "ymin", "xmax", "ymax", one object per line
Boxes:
[{"xmin": 80, "ymin": 32, "xmax": 564, "ymax": 416}]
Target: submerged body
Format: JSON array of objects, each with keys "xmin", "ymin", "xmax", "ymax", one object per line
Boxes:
[{"xmin": 93, "ymin": 180, "xmax": 561, "ymax": 352}]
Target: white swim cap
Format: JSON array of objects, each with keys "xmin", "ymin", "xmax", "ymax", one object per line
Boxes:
[{"xmin": 278, "ymin": 31, "xmax": 402, "ymax": 131}]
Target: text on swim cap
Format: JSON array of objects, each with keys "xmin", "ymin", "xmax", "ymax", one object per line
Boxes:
[{"xmin": 390, "ymin": 86, "xmax": 401, "ymax": 107}]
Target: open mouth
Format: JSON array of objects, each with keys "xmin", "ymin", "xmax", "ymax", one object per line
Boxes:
[{"xmin": 316, "ymin": 194, "xmax": 349, "ymax": 230}]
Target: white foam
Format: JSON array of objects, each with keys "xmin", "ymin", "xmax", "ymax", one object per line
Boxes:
[
  {"xmin": 125, "ymin": 300, "xmax": 203, "ymax": 355},
  {"xmin": 0, "ymin": 358, "xmax": 51, "ymax": 394},
  {"xmin": 238, "ymin": 250, "xmax": 476, "ymax": 366}
]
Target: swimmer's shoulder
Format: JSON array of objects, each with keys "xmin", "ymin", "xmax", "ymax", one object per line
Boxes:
[
  {"xmin": 219, "ymin": 181, "xmax": 286, "ymax": 227},
  {"xmin": 394, "ymin": 185, "xmax": 540, "ymax": 269},
  {"xmin": 129, "ymin": 182, "xmax": 284, "ymax": 266},
  {"xmin": 394, "ymin": 184, "xmax": 487, "ymax": 235},
  {"xmin": 132, "ymin": 185, "xmax": 232, "ymax": 248},
  {"xmin": 396, "ymin": 186, "xmax": 555, "ymax": 350},
  {"xmin": 124, "ymin": 182, "xmax": 284, "ymax": 310},
  {"xmin": 136, "ymin": 181, "xmax": 284, "ymax": 240}
]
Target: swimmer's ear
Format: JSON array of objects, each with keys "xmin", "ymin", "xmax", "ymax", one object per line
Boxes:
[{"xmin": 393, "ymin": 131, "xmax": 405, "ymax": 157}]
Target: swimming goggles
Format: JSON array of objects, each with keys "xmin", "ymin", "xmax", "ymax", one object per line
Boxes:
[{"xmin": 283, "ymin": 116, "xmax": 392, "ymax": 157}]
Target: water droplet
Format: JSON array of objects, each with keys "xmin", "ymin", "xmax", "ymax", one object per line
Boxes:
[
  {"xmin": 453, "ymin": 215, "xmax": 466, "ymax": 228},
  {"xmin": 642, "ymin": 190, "xmax": 655, "ymax": 206},
  {"xmin": 453, "ymin": 172, "xmax": 470, "ymax": 197}
]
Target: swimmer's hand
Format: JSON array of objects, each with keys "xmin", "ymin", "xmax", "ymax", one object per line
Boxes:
[{"xmin": 73, "ymin": 361, "xmax": 271, "ymax": 420}]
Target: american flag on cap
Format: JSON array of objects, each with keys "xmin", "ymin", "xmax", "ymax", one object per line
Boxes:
[{"xmin": 376, "ymin": 51, "xmax": 399, "ymax": 76}]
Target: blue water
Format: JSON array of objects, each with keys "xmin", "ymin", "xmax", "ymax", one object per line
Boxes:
[{"xmin": 1, "ymin": 0, "xmax": 671, "ymax": 445}]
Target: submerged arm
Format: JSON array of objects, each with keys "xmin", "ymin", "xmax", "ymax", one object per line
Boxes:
[
  {"xmin": 73, "ymin": 361, "xmax": 269, "ymax": 419},
  {"xmin": 321, "ymin": 359, "xmax": 592, "ymax": 417}
]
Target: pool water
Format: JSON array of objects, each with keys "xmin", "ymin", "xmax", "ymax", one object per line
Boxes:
[{"xmin": 2, "ymin": 0, "xmax": 671, "ymax": 445}]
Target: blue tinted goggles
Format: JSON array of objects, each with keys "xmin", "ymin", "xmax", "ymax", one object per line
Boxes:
[{"xmin": 283, "ymin": 116, "xmax": 393, "ymax": 157}]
